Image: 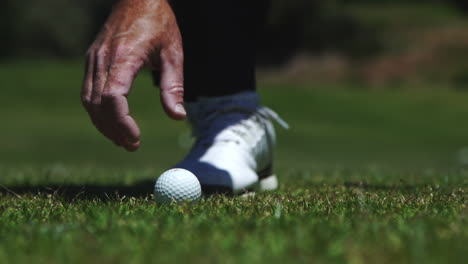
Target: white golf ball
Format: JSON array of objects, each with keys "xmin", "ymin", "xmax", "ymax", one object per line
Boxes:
[{"xmin": 154, "ymin": 168, "xmax": 202, "ymax": 203}]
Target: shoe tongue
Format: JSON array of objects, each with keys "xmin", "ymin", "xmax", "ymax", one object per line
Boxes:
[{"xmin": 185, "ymin": 92, "xmax": 260, "ymax": 137}]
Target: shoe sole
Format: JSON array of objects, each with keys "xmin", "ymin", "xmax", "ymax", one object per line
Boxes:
[
  {"xmin": 239, "ymin": 174, "xmax": 279, "ymax": 198},
  {"xmin": 202, "ymin": 174, "xmax": 278, "ymax": 197}
]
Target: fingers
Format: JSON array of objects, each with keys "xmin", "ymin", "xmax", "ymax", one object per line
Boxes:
[
  {"xmin": 81, "ymin": 51, "xmax": 94, "ymax": 106},
  {"xmin": 99, "ymin": 56, "xmax": 143, "ymax": 151},
  {"xmin": 159, "ymin": 39, "xmax": 186, "ymax": 120},
  {"xmin": 81, "ymin": 45, "xmax": 143, "ymax": 152},
  {"xmin": 101, "ymin": 94, "xmax": 141, "ymax": 151},
  {"xmin": 91, "ymin": 48, "xmax": 110, "ymax": 105}
]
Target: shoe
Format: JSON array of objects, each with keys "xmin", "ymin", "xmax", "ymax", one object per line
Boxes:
[{"xmin": 175, "ymin": 91, "xmax": 288, "ymax": 194}]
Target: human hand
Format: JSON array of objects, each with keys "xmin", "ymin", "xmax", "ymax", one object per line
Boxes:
[{"xmin": 81, "ymin": 0, "xmax": 185, "ymax": 151}]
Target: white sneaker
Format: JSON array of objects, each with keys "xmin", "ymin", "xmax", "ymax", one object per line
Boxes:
[{"xmin": 175, "ymin": 91, "xmax": 288, "ymax": 194}]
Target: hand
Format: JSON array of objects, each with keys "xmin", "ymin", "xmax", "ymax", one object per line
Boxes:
[{"xmin": 81, "ymin": 0, "xmax": 185, "ymax": 152}]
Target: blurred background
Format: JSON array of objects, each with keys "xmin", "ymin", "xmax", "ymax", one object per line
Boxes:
[
  {"xmin": 2, "ymin": 0, "xmax": 468, "ymax": 86},
  {"xmin": 2, "ymin": 0, "xmax": 468, "ymax": 183}
]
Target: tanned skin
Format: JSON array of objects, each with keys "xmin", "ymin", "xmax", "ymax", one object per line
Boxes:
[{"xmin": 81, "ymin": 0, "xmax": 185, "ymax": 152}]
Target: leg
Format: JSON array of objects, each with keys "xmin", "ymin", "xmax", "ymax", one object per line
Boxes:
[
  {"xmin": 171, "ymin": 0, "xmax": 271, "ymax": 101},
  {"xmin": 161, "ymin": 0, "xmax": 287, "ymax": 194}
]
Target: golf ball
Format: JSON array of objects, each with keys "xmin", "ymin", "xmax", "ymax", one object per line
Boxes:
[{"xmin": 154, "ymin": 168, "xmax": 202, "ymax": 203}]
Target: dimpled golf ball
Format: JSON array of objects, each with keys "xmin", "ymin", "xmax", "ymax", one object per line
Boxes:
[{"xmin": 154, "ymin": 168, "xmax": 202, "ymax": 204}]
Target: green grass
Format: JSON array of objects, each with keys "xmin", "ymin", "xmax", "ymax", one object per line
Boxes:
[{"xmin": 0, "ymin": 61, "xmax": 467, "ymax": 263}]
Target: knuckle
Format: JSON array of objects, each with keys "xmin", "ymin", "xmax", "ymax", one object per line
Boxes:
[
  {"xmin": 96, "ymin": 47, "xmax": 109, "ymax": 59},
  {"xmin": 101, "ymin": 91, "xmax": 117, "ymax": 101},
  {"xmin": 90, "ymin": 98, "xmax": 101, "ymax": 106},
  {"xmin": 163, "ymin": 44, "xmax": 183, "ymax": 63},
  {"xmin": 115, "ymin": 44, "xmax": 131, "ymax": 58},
  {"xmin": 169, "ymin": 85, "xmax": 184, "ymax": 94},
  {"xmin": 163, "ymin": 82, "xmax": 184, "ymax": 94}
]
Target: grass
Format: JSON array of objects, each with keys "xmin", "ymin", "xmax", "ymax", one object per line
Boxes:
[{"xmin": 0, "ymin": 61, "xmax": 467, "ymax": 263}]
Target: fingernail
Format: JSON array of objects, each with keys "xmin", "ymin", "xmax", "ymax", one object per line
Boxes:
[{"xmin": 175, "ymin": 103, "xmax": 186, "ymax": 116}]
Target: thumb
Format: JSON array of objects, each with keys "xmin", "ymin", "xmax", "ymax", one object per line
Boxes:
[{"xmin": 159, "ymin": 42, "xmax": 186, "ymax": 120}]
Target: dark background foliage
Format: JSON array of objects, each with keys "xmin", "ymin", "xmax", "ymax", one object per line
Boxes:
[{"xmin": 1, "ymin": 0, "xmax": 465, "ymax": 61}]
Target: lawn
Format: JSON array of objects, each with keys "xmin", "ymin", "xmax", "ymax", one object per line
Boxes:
[{"xmin": 0, "ymin": 61, "xmax": 467, "ymax": 263}]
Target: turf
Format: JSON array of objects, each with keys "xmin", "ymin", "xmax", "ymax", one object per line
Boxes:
[{"xmin": 0, "ymin": 61, "xmax": 467, "ymax": 263}]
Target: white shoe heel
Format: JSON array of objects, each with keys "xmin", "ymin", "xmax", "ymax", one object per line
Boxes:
[{"xmin": 258, "ymin": 174, "xmax": 279, "ymax": 191}]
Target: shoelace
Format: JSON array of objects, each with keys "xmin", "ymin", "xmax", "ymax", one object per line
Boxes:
[
  {"xmin": 257, "ymin": 107, "xmax": 290, "ymax": 130},
  {"xmin": 191, "ymin": 106, "xmax": 289, "ymax": 139}
]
